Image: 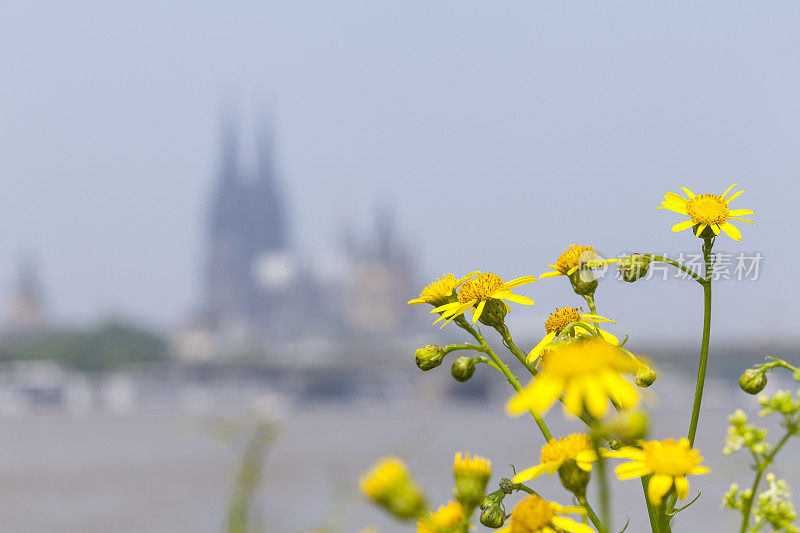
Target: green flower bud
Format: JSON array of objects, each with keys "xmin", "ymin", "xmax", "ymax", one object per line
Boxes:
[
  {"xmin": 451, "ymin": 356, "xmax": 478, "ymax": 382},
  {"xmin": 479, "ymin": 501, "xmax": 506, "ymax": 528},
  {"xmin": 607, "ymin": 439, "xmax": 624, "ymax": 450},
  {"xmin": 479, "ymin": 493, "xmax": 506, "ymax": 529},
  {"xmin": 739, "ymin": 368, "xmax": 768, "ymax": 395},
  {"xmin": 557, "ymin": 460, "xmax": 591, "ymax": 496},
  {"xmin": 568, "ymin": 270, "xmax": 598, "ymax": 297},
  {"xmin": 618, "ymin": 254, "xmax": 651, "ymax": 283},
  {"xmin": 477, "ymin": 298, "xmax": 508, "ymax": 328},
  {"xmin": 603, "ymin": 411, "xmax": 649, "ymax": 442},
  {"xmin": 415, "ymin": 344, "xmax": 445, "ymax": 371},
  {"xmin": 635, "ymin": 364, "xmax": 657, "ymax": 388}
]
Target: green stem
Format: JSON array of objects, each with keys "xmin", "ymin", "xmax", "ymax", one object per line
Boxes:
[
  {"xmin": 641, "ymin": 476, "xmax": 660, "ymax": 533},
  {"xmin": 495, "ymin": 324, "xmax": 538, "ymax": 376},
  {"xmin": 738, "ymin": 429, "xmax": 795, "ymax": 533},
  {"xmin": 687, "ymin": 239, "xmax": 714, "ymax": 447},
  {"xmin": 442, "ymin": 344, "xmax": 486, "ymax": 355},
  {"xmin": 663, "ymin": 240, "xmax": 715, "ymax": 528},
  {"xmin": 577, "ymin": 494, "xmax": 610, "ymax": 533},
  {"xmin": 459, "ymin": 320, "xmax": 553, "ymax": 441},
  {"xmin": 592, "ymin": 435, "xmax": 612, "ymax": 530},
  {"xmin": 648, "ymin": 255, "xmax": 705, "ymax": 285}
]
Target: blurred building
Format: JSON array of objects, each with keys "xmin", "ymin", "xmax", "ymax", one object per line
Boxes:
[
  {"xmin": 3, "ymin": 255, "xmax": 46, "ymax": 336},
  {"xmin": 173, "ymin": 114, "xmax": 417, "ymax": 361}
]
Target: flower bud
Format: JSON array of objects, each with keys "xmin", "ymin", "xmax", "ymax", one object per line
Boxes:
[
  {"xmin": 635, "ymin": 364, "xmax": 657, "ymax": 388},
  {"xmin": 479, "ymin": 498, "xmax": 506, "ymax": 528},
  {"xmin": 477, "ymin": 298, "xmax": 508, "ymax": 328},
  {"xmin": 557, "ymin": 460, "xmax": 591, "ymax": 496},
  {"xmin": 603, "ymin": 411, "xmax": 649, "ymax": 442},
  {"xmin": 415, "ymin": 345, "xmax": 445, "ymax": 371},
  {"xmin": 453, "ymin": 453, "xmax": 492, "ymax": 510},
  {"xmin": 451, "ymin": 356, "xmax": 478, "ymax": 382},
  {"xmin": 739, "ymin": 368, "xmax": 768, "ymax": 395},
  {"xmin": 618, "ymin": 254, "xmax": 651, "ymax": 283},
  {"xmin": 568, "ymin": 270, "xmax": 598, "ymax": 297},
  {"xmin": 360, "ymin": 456, "xmax": 427, "ymax": 520}
]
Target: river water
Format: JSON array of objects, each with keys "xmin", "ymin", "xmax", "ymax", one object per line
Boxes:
[{"xmin": 0, "ymin": 370, "xmax": 796, "ymax": 532}]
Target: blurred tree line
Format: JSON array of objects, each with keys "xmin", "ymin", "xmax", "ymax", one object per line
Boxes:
[{"xmin": 0, "ymin": 321, "xmax": 169, "ymax": 371}]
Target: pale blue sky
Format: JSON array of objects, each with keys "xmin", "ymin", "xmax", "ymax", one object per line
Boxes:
[{"xmin": 1, "ymin": 1, "xmax": 799, "ymax": 344}]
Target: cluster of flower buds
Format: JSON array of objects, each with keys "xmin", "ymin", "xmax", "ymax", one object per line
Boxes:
[{"xmin": 360, "ymin": 456, "xmax": 427, "ymax": 520}]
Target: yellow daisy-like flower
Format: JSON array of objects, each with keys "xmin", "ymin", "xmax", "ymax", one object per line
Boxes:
[
  {"xmin": 539, "ymin": 245, "xmax": 611, "ymax": 280},
  {"xmin": 431, "ymin": 272, "xmax": 536, "ymax": 327},
  {"xmin": 417, "ymin": 501, "xmax": 463, "ymax": 533},
  {"xmin": 513, "ymin": 434, "xmax": 598, "ymax": 483},
  {"xmin": 527, "ymin": 307, "xmax": 618, "ymax": 364},
  {"xmin": 496, "ymin": 494, "xmax": 593, "ymax": 533},
  {"xmin": 658, "ymin": 184, "xmax": 754, "ymax": 240},
  {"xmin": 609, "ymin": 438, "xmax": 710, "ymax": 504},
  {"xmin": 408, "ymin": 273, "xmax": 468, "ymax": 307},
  {"xmin": 507, "ymin": 337, "xmax": 639, "ymax": 419}
]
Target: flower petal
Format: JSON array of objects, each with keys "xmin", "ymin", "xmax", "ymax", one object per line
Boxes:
[
  {"xmin": 674, "ymin": 476, "xmax": 690, "ymax": 500},
  {"xmin": 472, "ymin": 299, "xmax": 487, "ymax": 323},
  {"xmin": 527, "ymin": 332, "xmax": 556, "ymax": 364},
  {"xmin": 538, "ymin": 271, "xmax": 563, "ymax": 279},
  {"xmin": 720, "ymin": 183, "xmax": 737, "ymax": 199},
  {"xmin": 503, "ymin": 293, "xmax": 535, "ymax": 306},
  {"xmin": 552, "ymin": 516, "xmax": 595, "ymax": 533},
  {"xmin": 504, "ymin": 275, "xmax": 537, "ymax": 288},
  {"xmin": 647, "ymin": 474, "xmax": 674, "ymax": 504},
  {"xmin": 615, "ymin": 461, "xmax": 652, "ymax": 480},
  {"xmin": 671, "ymin": 219, "xmax": 695, "ymax": 232},
  {"xmin": 719, "ymin": 221, "xmax": 742, "ymax": 240},
  {"xmin": 679, "ymin": 187, "xmax": 696, "ymax": 198},
  {"xmin": 512, "ymin": 462, "xmax": 552, "ymax": 483}
]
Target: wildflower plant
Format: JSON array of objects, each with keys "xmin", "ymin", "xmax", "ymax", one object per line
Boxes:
[{"xmin": 360, "ymin": 185, "xmax": 799, "ymax": 532}]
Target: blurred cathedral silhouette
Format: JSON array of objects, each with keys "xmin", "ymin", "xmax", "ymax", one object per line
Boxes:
[{"xmin": 174, "ymin": 112, "xmax": 418, "ymax": 361}]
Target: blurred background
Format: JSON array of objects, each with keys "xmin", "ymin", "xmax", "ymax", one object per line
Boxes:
[{"xmin": 1, "ymin": 1, "xmax": 799, "ymax": 531}]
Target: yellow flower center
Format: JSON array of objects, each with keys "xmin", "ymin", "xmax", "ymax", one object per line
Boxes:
[
  {"xmin": 544, "ymin": 307, "xmax": 582, "ymax": 333},
  {"xmin": 510, "ymin": 494, "xmax": 555, "ymax": 533},
  {"xmin": 418, "ymin": 274, "xmax": 460, "ymax": 306},
  {"xmin": 540, "ymin": 434, "xmax": 592, "ymax": 464},
  {"xmin": 458, "ymin": 272, "xmax": 504, "ymax": 304},
  {"xmin": 555, "ymin": 245, "xmax": 599, "ymax": 273},
  {"xmin": 641, "ymin": 439, "xmax": 704, "ymax": 477},
  {"xmin": 539, "ymin": 338, "xmax": 639, "ymax": 377},
  {"xmin": 419, "ymin": 501, "xmax": 463, "ymax": 533},
  {"xmin": 686, "ymin": 194, "xmax": 729, "ymax": 225},
  {"xmin": 453, "ymin": 452, "xmax": 492, "ymax": 479}
]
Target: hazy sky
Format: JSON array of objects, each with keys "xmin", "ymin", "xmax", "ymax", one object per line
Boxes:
[{"xmin": 2, "ymin": 1, "xmax": 799, "ymax": 345}]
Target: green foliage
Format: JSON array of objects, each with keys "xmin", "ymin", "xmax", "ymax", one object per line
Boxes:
[{"xmin": 0, "ymin": 321, "xmax": 169, "ymax": 371}]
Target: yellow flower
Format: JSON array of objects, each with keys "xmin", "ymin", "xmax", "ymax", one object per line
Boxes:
[
  {"xmin": 417, "ymin": 501, "xmax": 463, "ymax": 533},
  {"xmin": 495, "ymin": 494, "xmax": 593, "ymax": 533},
  {"xmin": 431, "ymin": 272, "xmax": 536, "ymax": 327},
  {"xmin": 538, "ymin": 245, "xmax": 612, "ymax": 280},
  {"xmin": 453, "ymin": 452, "xmax": 492, "ymax": 480},
  {"xmin": 453, "ymin": 452, "xmax": 492, "ymax": 508},
  {"xmin": 512, "ymin": 434, "xmax": 598, "ymax": 483},
  {"xmin": 408, "ymin": 273, "xmax": 467, "ymax": 307},
  {"xmin": 609, "ymin": 438, "xmax": 710, "ymax": 504},
  {"xmin": 527, "ymin": 307, "xmax": 618, "ymax": 364},
  {"xmin": 658, "ymin": 184, "xmax": 754, "ymax": 240},
  {"xmin": 507, "ymin": 337, "xmax": 639, "ymax": 419},
  {"xmin": 361, "ymin": 456, "xmax": 427, "ymax": 519}
]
